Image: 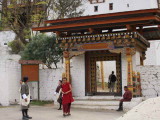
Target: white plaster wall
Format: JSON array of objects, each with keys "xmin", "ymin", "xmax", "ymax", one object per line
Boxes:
[
  {"xmin": 39, "ymin": 68, "xmax": 63, "ymax": 101},
  {"xmin": 28, "ymin": 82, "xmax": 38, "ymax": 100},
  {"xmin": 7, "ymin": 61, "xmax": 21, "ymax": 104},
  {"xmin": 144, "ymin": 41, "xmax": 158, "ymax": 65},
  {"xmin": 0, "ymin": 61, "xmax": 10, "ymax": 106},
  {"xmin": 71, "ymin": 54, "xmax": 85, "ymax": 97},
  {"xmin": 0, "ymin": 31, "xmax": 15, "ymax": 46},
  {"xmin": 121, "ymin": 49, "xmax": 127, "ymax": 95},
  {"xmin": 132, "ymin": 50, "xmax": 141, "ymax": 71},
  {"xmin": 137, "ymin": 66, "xmax": 160, "ymax": 99},
  {"xmin": 83, "ymin": 0, "xmax": 158, "ymax": 16},
  {"xmin": 0, "ymin": 60, "xmax": 21, "ymax": 106},
  {"xmin": 0, "ymin": 31, "xmax": 21, "ymax": 106},
  {"xmin": 155, "ymin": 40, "xmax": 160, "ymax": 65}
]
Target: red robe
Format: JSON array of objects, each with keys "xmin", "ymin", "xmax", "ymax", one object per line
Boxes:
[
  {"xmin": 62, "ymin": 83, "xmax": 74, "ymax": 105},
  {"xmin": 121, "ymin": 90, "xmax": 132, "ymax": 102}
]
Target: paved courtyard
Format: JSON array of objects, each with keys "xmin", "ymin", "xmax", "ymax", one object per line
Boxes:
[{"xmin": 0, "ymin": 105, "xmax": 124, "ymax": 120}]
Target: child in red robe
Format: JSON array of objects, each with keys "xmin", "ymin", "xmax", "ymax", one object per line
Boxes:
[{"xmin": 62, "ymin": 77, "xmax": 74, "ymax": 117}]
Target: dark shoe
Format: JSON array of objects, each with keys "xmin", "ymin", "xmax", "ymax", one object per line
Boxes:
[
  {"xmin": 67, "ymin": 113, "xmax": 71, "ymax": 116},
  {"xmin": 116, "ymin": 109, "xmax": 123, "ymax": 111},
  {"xmin": 26, "ymin": 115, "xmax": 32, "ymax": 119},
  {"xmin": 22, "ymin": 116, "xmax": 28, "ymax": 120},
  {"xmin": 58, "ymin": 108, "xmax": 62, "ymax": 110},
  {"xmin": 63, "ymin": 114, "xmax": 67, "ymax": 117}
]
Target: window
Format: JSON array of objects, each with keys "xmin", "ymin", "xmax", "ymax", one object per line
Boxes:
[
  {"xmin": 4, "ymin": 43, "xmax": 7, "ymax": 45},
  {"xmin": 109, "ymin": 3, "xmax": 113, "ymax": 10},
  {"xmin": 90, "ymin": 0, "xmax": 105, "ymax": 4},
  {"xmin": 94, "ymin": 6, "xmax": 98, "ymax": 12},
  {"xmin": 127, "ymin": 4, "xmax": 129, "ymax": 7}
]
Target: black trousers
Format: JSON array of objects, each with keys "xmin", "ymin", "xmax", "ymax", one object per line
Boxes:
[
  {"xmin": 22, "ymin": 109, "xmax": 28, "ymax": 117},
  {"xmin": 118, "ymin": 101, "xmax": 123, "ymax": 110}
]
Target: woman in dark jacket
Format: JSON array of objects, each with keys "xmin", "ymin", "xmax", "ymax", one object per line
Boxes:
[{"xmin": 55, "ymin": 80, "xmax": 62, "ymax": 110}]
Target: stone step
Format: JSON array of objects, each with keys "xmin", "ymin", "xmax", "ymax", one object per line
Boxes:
[
  {"xmin": 75, "ymin": 99, "xmax": 120, "ymax": 101},
  {"xmin": 72, "ymin": 100, "xmax": 119, "ymax": 106},
  {"xmin": 74, "ymin": 96, "xmax": 121, "ymax": 100},
  {"xmin": 72, "ymin": 96, "xmax": 120, "ymax": 110},
  {"xmin": 71, "ymin": 104, "xmax": 118, "ymax": 110}
]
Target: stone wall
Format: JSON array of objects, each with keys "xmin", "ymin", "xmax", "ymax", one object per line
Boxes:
[{"xmin": 137, "ymin": 66, "xmax": 160, "ymax": 99}]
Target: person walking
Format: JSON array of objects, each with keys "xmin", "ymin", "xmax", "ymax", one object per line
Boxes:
[
  {"xmin": 55, "ymin": 80, "xmax": 62, "ymax": 110},
  {"xmin": 117, "ymin": 86, "xmax": 132, "ymax": 111},
  {"xmin": 109, "ymin": 71, "xmax": 117, "ymax": 93},
  {"xmin": 62, "ymin": 77, "xmax": 74, "ymax": 117},
  {"xmin": 20, "ymin": 77, "xmax": 32, "ymax": 120}
]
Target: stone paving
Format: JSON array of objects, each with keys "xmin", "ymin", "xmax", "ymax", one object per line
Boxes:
[{"xmin": 0, "ymin": 105, "xmax": 124, "ymax": 120}]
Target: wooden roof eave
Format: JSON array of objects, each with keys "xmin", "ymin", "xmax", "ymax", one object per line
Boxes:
[{"xmin": 32, "ymin": 16, "xmax": 160, "ymax": 32}]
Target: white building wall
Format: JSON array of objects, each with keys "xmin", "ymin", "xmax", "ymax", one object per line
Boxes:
[
  {"xmin": 144, "ymin": 41, "xmax": 160, "ymax": 65},
  {"xmin": 83, "ymin": 0, "xmax": 158, "ymax": 16}
]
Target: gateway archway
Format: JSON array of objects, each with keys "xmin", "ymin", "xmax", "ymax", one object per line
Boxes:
[
  {"xmin": 85, "ymin": 50, "xmax": 122, "ymax": 96},
  {"xmin": 32, "ymin": 9, "xmax": 160, "ymax": 97}
]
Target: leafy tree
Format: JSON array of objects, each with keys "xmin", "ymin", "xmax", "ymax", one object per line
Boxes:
[
  {"xmin": 21, "ymin": 34, "xmax": 63, "ymax": 69},
  {"xmin": 52, "ymin": 0, "xmax": 85, "ymax": 19},
  {"xmin": 1, "ymin": 0, "xmax": 52, "ymax": 44},
  {"xmin": 8, "ymin": 40, "xmax": 25, "ymax": 54}
]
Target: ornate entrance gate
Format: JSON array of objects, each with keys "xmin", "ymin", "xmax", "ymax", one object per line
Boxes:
[{"xmin": 85, "ymin": 50, "xmax": 122, "ymax": 96}]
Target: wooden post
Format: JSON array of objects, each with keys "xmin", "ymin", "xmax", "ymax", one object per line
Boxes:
[
  {"xmin": 126, "ymin": 48, "xmax": 135, "ymax": 93},
  {"xmin": 63, "ymin": 51, "xmax": 71, "ymax": 83},
  {"xmin": 100, "ymin": 61, "xmax": 105, "ymax": 90},
  {"xmin": 126, "ymin": 25, "xmax": 136, "ymax": 32}
]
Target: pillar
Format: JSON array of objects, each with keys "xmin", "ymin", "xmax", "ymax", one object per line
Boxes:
[
  {"xmin": 100, "ymin": 61, "xmax": 105, "ymax": 90},
  {"xmin": 126, "ymin": 48, "xmax": 136, "ymax": 93},
  {"xmin": 63, "ymin": 51, "xmax": 71, "ymax": 83}
]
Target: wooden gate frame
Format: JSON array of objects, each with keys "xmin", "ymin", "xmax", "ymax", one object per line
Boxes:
[{"xmin": 85, "ymin": 50, "xmax": 122, "ymax": 96}]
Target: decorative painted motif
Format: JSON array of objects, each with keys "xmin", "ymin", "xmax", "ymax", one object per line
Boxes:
[
  {"xmin": 126, "ymin": 48, "xmax": 135, "ymax": 92},
  {"xmin": 72, "ymin": 42, "xmax": 114, "ymax": 51},
  {"xmin": 57, "ymin": 32, "xmax": 149, "ymax": 50},
  {"xmin": 132, "ymin": 71, "xmax": 142, "ymax": 97},
  {"xmin": 63, "ymin": 51, "xmax": 71, "ymax": 82}
]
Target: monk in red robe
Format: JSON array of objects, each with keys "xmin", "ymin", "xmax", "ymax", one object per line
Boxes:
[
  {"xmin": 117, "ymin": 86, "xmax": 132, "ymax": 111},
  {"xmin": 62, "ymin": 77, "xmax": 74, "ymax": 117}
]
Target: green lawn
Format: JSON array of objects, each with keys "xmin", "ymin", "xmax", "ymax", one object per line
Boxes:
[{"xmin": 30, "ymin": 100, "xmax": 53, "ymax": 106}]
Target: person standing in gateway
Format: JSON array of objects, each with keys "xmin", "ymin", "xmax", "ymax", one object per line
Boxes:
[{"xmin": 109, "ymin": 71, "xmax": 117, "ymax": 93}]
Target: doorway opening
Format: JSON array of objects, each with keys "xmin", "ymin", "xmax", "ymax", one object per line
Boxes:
[
  {"xmin": 85, "ymin": 50, "xmax": 122, "ymax": 96},
  {"xmin": 96, "ymin": 61, "xmax": 117, "ymax": 93}
]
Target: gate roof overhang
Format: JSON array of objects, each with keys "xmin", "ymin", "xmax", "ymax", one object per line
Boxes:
[
  {"xmin": 32, "ymin": 9, "xmax": 160, "ymax": 52},
  {"xmin": 33, "ymin": 9, "xmax": 160, "ymax": 37}
]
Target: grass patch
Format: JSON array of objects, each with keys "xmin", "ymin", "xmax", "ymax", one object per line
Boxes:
[
  {"xmin": 30, "ymin": 100, "xmax": 53, "ymax": 106},
  {"xmin": 0, "ymin": 106, "xmax": 7, "ymax": 108}
]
